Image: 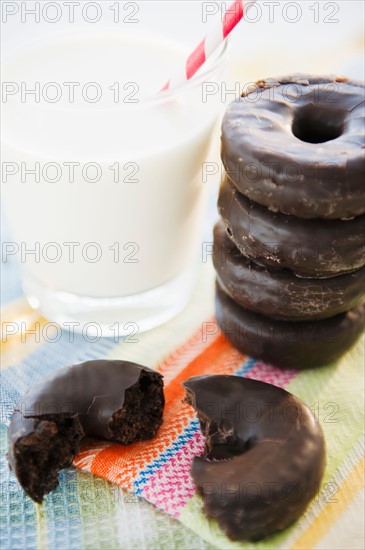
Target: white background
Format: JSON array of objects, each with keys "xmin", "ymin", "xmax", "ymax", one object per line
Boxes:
[{"xmin": 1, "ymin": 1, "xmax": 364, "ymax": 82}]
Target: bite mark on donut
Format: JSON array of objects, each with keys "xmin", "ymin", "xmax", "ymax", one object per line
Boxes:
[
  {"xmin": 11, "ymin": 416, "xmax": 83, "ymax": 504},
  {"xmin": 183, "ymin": 375, "xmax": 326, "ymax": 541}
]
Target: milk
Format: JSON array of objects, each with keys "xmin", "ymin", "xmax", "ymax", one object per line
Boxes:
[{"xmin": 2, "ymin": 32, "xmax": 223, "ymax": 311}]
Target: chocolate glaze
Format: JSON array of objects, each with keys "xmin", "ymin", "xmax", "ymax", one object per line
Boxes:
[
  {"xmin": 183, "ymin": 375, "xmax": 326, "ymax": 541},
  {"xmin": 213, "ymin": 220, "xmax": 365, "ymax": 321},
  {"xmin": 7, "ymin": 360, "xmax": 164, "ymax": 502},
  {"xmin": 215, "ymin": 282, "xmax": 365, "ymax": 369},
  {"xmin": 221, "ymin": 74, "xmax": 365, "ymax": 219},
  {"xmin": 218, "ymin": 177, "xmax": 365, "ymax": 278}
]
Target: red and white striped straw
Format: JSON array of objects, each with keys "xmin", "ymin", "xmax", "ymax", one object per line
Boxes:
[{"xmin": 162, "ymin": 0, "xmax": 255, "ymax": 91}]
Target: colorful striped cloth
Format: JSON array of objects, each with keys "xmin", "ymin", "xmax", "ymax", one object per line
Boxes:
[
  {"xmin": 1, "ymin": 254, "xmax": 364, "ymax": 549},
  {"xmin": 73, "ymin": 324, "xmax": 365, "ymax": 550}
]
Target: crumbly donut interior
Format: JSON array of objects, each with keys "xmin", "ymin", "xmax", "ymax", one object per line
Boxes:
[
  {"xmin": 109, "ymin": 370, "xmax": 164, "ymax": 444},
  {"xmin": 184, "ymin": 389, "xmax": 249, "ymax": 460},
  {"xmin": 14, "ymin": 416, "xmax": 84, "ymax": 504}
]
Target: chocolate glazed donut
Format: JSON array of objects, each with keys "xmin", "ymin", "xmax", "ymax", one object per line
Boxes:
[
  {"xmin": 183, "ymin": 375, "xmax": 326, "ymax": 541},
  {"xmin": 221, "ymin": 74, "xmax": 365, "ymax": 219},
  {"xmin": 7, "ymin": 360, "xmax": 164, "ymax": 503},
  {"xmin": 215, "ymin": 282, "xmax": 365, "ymax": 369},
  {"xmin": 213, "ymin": 221, "xmax": 365, "ymax": 321},
  {"xmin": 218, "ymin": 177, "xmax": 365, "ymax": 278}
]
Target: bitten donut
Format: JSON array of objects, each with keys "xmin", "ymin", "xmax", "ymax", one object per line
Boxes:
[
  {"xmin": 221, "ymin": 74, "xmax": 365, "ymax": 219},
  {"xmin": 183, "ymin": 375, "xmax": 326, "ymax": 541},
  {"xmin": 213, "ymin": 221, "xmax": 365, "ymax": 321},
  {"xmin": 7, "ymin": 360, "xmax": 164, "ymax": 503},
  {"xmin": 215, "ymin": 282, "xmax": 365, "ymax": 369},
  {"xmin": 218, "ymin": 177, "xmax": 365, "ymax": 278}
]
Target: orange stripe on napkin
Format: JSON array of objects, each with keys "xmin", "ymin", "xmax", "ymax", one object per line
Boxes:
[
  {"xmin": 88, "ymin": 336, "xmax": 244, "ymax": 488},
  {"xmin": 156, "ymin": 317, "xmax": 216, "ymax": 384}
]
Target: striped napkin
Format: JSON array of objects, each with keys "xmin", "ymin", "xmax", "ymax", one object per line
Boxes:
[
  {"xmin": 1, "ymin": 258, "xmax": 364, "ymax": 550},
  {"xmin": 73, "ymin": 323, "xmax": 365, "ymax": 550}
]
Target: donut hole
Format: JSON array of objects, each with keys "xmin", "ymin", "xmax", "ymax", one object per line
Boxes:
[
  {"xmin": 206, "ymin": 438, "xmax": 255, "ymax": 461},
  {"xmin": 292, "ymin": 105, "xmax": 347, "ymax": 144}
]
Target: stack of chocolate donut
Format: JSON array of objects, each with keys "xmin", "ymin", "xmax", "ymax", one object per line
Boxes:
[{"xmin": 214, "ymin": 75, "xmax": 365, "ymax": 369}]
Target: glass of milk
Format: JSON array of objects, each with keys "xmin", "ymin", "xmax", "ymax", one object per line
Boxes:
[{"xmin": 2, "ymin": 26, "xmax": 227, "ymax": 336}]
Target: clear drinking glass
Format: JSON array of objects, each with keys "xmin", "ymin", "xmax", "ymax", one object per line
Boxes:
[{"xmin": 2, "ymin": 8, "xmax": 228, "ymax": 336}]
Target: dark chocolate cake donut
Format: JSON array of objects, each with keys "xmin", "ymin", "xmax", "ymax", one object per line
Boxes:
[
  {"xmin": 221, "ymin": 75, "xmax": 365, "ymax": 219},
  {"xmin": 215, "ymin": 282, "xmax": 365, "ymax": 369},
  {"xmin": 213, "ymin": 221, "xmax": 365, "ymax": 321},
  {"xmin": 183, "ymin": 375, "xmax": 326, "ymax": 541},
  {"xmin": 218, "ymin": 177, "xmax": 365, "ymax": 278},
  {"xmin": 7, "ymin": 360, "xmax": 164, "ymax": 503}
]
